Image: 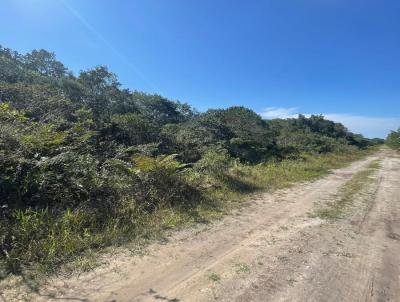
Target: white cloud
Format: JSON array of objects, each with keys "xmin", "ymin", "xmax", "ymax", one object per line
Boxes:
[
  {"xmin": 259, "ymin": 107, "xmax": 299, "ymax": 119},
  {"xmin": 259, "ymin": 107, "xmax": 400, "ymax": 138}
]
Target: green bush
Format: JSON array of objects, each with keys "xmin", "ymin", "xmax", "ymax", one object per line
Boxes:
[
  {"xmin": 386, "ymin": 128, "xmax": 400, "ymax": 150},
  {"xmin": 131, "ymin": 155, "xmax": 201, "ymax": 210},
  {"xmin": 194, "ymin": 148, "xmax": 232, "ymax": 177}
]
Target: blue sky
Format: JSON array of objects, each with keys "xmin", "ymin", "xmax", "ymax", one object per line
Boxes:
[{"xmin": 1, "ymin": 0, "xmax": 399, "ymax": 138}]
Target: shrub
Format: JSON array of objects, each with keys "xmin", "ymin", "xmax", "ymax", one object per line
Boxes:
[
  {"xmin": 131, "ymin": 154, "xmax": 200, "ymax": 211},
  {"xmin": 194, "ymin": 147, "xmax": 232, "ymax": 178},
  {"xmin": 386, "ymin": 128, "xmax": 400, "ymax": 150}
]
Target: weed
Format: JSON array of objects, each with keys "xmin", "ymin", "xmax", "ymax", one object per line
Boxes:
[
  {"xmin": 209, "ymin": 272, "xmax": 221, "ymax": 282},
  {"xmin": 277, "ymin": 255, "xmax": 289, "ymax": 263},
  {"xmin": 235, "ymin": 263, "xmax": 251, "ymax": 274}
]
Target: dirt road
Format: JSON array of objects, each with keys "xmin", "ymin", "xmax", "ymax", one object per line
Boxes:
[{"xmin": 4, "ymin": 149, "xmax": 400, "ymax": 302}]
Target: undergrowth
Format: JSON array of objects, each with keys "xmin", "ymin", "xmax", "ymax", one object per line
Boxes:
[{"xmin": 0, "ymin": 147, "xmax": 378, "ymax": 280}]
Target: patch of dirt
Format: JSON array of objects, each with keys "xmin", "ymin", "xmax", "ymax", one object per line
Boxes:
[{"xmin": 2, "ymin": 149, "xmax": 399, "ymax": 302}]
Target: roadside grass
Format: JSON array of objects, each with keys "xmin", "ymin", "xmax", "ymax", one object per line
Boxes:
[
  {"xmin": 209, "ymin": 147, "xmax": 379, "ymax": 206},
  {"xmin": 311, "ymin": 159, "xmax": 381, "ymax": 220},
  {"xmin": 0, "ymin": 147, "xmax": 378, "ymax": 281}
]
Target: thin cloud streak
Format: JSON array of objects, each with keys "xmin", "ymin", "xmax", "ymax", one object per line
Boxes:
[
  {"xmin": 260, "ymin": 107, "xmax": 298, "ymax": 119},
  {"xmin": 259, "ymin": 107, "xmax": 400, "ymax": 138},
  {"xmin": 60, "ymin": 0, "xmax": 159, "ymax": 92}
]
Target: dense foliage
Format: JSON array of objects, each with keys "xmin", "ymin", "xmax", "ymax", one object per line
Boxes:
[
  {"xmin": 386, "ymin": 128, "xmax": 400, "ymax": 150},
  {"xmin": 0, "ymin": 46, "xmax": 381, "ymax": 275},
  {"xmin": 266, "ymin": 115, "xmax": 376, "ymax": 155}
]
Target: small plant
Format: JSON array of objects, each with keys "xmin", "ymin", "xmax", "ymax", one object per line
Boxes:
[
  {"xmin": 209, "ymin": 272, "xmax": 221, "ymax": 282},
  {"xmin": 277, "ymin": 255, "xmax": 289, "ymax": 263},
  {"xmin": 235, "ymin": 262, "xmax": 250, "ymax": 274}
]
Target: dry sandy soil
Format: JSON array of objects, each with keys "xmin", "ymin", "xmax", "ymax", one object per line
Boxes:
[{"xmin": 2, "ymin": 149, "xmax": 400, "ymax": 302}]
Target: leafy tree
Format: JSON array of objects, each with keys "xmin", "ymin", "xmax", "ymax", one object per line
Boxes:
[
  {"xmin": 1, "ymin": 46, "xmax": 64, "ymax": 84},
  {"xmin": 78, "ymin": 66, "xmax": 121, "ymax": 120},
  {"xmin": 23, "ymin": 49, "xmax": 67, "ymax": 79}
]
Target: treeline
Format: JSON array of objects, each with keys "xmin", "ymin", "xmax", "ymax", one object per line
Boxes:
[{"xmin": 0, "ymin": 46, "xmax": 381, "ymax": 275}]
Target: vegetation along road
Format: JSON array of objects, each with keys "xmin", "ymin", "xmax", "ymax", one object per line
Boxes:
[
  {"xmin": 3, "ymin": 147, "xmax": 398, "ymax": 301},
  {"xmin": 1, "ymin": 47, "xmax": 398, "ymax": 302}
]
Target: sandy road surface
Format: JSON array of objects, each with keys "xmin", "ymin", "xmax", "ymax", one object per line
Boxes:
[{"xmin": 3, "ymin": 149, "xmax": 399, "ymax": 302}]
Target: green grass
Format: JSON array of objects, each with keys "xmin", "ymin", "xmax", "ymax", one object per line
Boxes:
[
  {"xmin": 208, "ymin": 147, "xmax": 378, "ymax": 205},
  {"xmin": 311, "ymin": 160, "xmax": 380, "ymax": 220},
  {"xmin": 0, "ymin": 147, "xmax": 378, "ymax": 279}
]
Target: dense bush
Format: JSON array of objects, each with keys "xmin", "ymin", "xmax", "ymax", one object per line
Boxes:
[
  {"xmin": 0, "ymin": 46, "xmax": 381, "ymax": 275},
  {"xmin": 266, "ymin": 114, "xmax": 378, "ymax": 156},
  {"xmin": 386, "ymin": 128, "xmax": 400, "ymax": 150}
]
